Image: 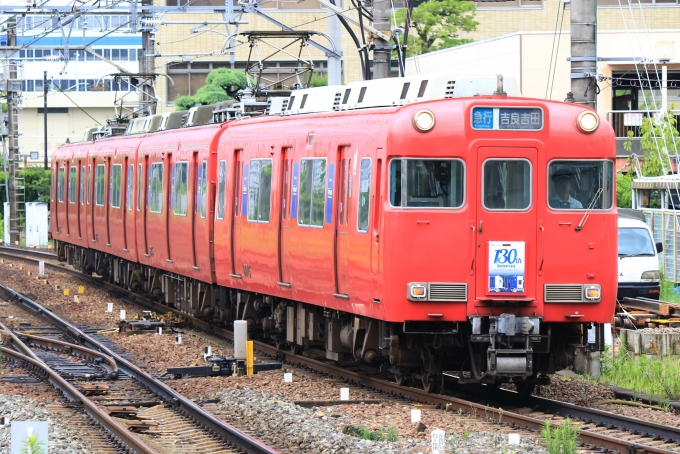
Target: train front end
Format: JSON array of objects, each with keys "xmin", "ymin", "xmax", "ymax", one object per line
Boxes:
[{"xmin": 382, "ymin": 94, "xmax": 617, "ymax": 391}]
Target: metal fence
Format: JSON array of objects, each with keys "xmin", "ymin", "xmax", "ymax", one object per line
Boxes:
[
  {"xmin": 642, "ymin": 209, "xmax": 680, "ymax": 284},
  {"xmin": 607, "ymin": 110, "xmax": 680, "ymax": 139}
]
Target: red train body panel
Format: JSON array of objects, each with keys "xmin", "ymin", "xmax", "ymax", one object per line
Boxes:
[{"xmin": 52, "ymin": 90, "xmax": 617, "ymax": 390}]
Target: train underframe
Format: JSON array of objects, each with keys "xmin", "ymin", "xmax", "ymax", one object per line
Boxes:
[{"xmin": 57, "ymin": 241, "xmax": 595, "ymax": 394}]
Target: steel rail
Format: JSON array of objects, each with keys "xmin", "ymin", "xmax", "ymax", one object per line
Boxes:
[
  {"xmin": 1, "ymin": 248, "xmax": 678, "ymax": 453},
  {"xmin": 0, "ymin": 245, "xmax": 56, "ymax": 260},
  {"xmin": 0, "ymin": 346, "xmax": 158, "ymax": 454},
  {"xmin": 0, "ymin": 279, "xmax": 279, "ymax": 454}
]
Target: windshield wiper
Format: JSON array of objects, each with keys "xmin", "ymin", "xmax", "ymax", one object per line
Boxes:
[{"xmin": 575, "ymin": 188, "xmax": 603, "ymax": 232}]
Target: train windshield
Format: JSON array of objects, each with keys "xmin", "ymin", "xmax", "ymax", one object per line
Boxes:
[
  {"xmin": 389, "ymin": 159, "xmax": 464, "ymax": 208},
  {"xmin": 548, "ymin": 160, "xmax": 614, "ymax": 210},
  {"xmin": 618, "ymin": 228, "xmax": 655, "ymax": 257}
]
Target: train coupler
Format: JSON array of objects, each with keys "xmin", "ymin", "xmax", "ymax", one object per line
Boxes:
[{"xmin": 487, "ymin": 349, "xmax": 533, "ymax": 377}]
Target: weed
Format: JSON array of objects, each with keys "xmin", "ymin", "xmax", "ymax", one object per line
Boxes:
[
  {"xmin": 445, "ymin": 403, "xmax": 452, "ymax": 413},
  {"xmin": 463, "ymin": 430, "xmax": 472, "ymax": 441},
  {"xmin": 541, "ymin": 419, "xmax": 579, "ymax": 454},
  {"xmin": 343, "ymin": 424, "xmax": 398, "ymax": 442},
  {"xmin": 660, "ymin": 399, "xmax": 672, "ymax": 413},
  {"xmin": 387, "ymin": 424, "xmax": 398, "ymax": 442},
  {"xmin": 20, "ymin": 433, "xmax": 45, "ymax": 454},
  {"xmin": 560, "ymin": 376, "xmax": 571, "ymax": 382}
]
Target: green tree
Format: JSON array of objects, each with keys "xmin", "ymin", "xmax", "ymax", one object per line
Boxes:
[
  {"xmin": 625, "ymin": 110, "xmax": 680, "ymax": 178},
  {"xmin": 310, "ymin": 74, "xmax": 328, "ymax": 87},
  {"xmin": 616, "ymin": 169, "xmax": 633, "ymax": 208},
  {"xmin": 395, "ymin": 0, "xmax": 478, "ymax": 57},
  {"xmin": 174, "ymin": 68, "xmax": 249, "ymax": 111}
]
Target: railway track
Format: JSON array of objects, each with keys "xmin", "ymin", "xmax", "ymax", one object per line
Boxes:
[
  {"xmin": 1, "ymin": 245, "xmax": 679, "ymax": 453},
  {"xmin": 0, "ymin": 263, "xmax": 278, "ymax": 453}
]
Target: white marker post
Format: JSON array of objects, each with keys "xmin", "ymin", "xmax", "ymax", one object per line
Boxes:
[
  {"xmin": 156, "ymin": 327, "xmax": 162, "ymax": 336},
  {"xmin": 204, "ymin": 346, "xmax": 212, "ymax": 360},
  {"xmin": 175, "ymin": 335, "xmax": 182, "ymax": 345},
  {"xmin": 340, "ymin": 388, "xmax": 349, "ymax": 401},
  {"xmin": 431, "ymin": 429, "xmax": 446, "ymax": 454},
  {"xmin": 234, "ymin": 320, "xmax": 247, "ymax": 361},
  {"xmin": 411, "ymin": 409, "xmax": 422, "ymax": 423},
  {"xmin": 106, "ymin": 303, "xmax": 113, "ymax": 313},
  {"xmin": 119, "ymin": 310, "xmax": 126, "ymax": 320},
  {"xmin": 508, "ymin": 433, "xmax": 520, "ymax": 445},
  {"xmin": 284, "ymin": 373, "xmax": 293, "ymax": 383},
  {"xmin": 38, "ymin": 261, "xmax": 44, "ymax": 276}
]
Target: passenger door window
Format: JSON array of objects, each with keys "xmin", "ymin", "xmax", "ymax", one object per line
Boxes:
[
  {"xmin": 298, "ymin": 158, "xmax": 326, "ymax": 227},
  {"xmin": 68, "ymin": 167, "xmax": 77, "ymax": 204},
  {"xmin": 173, "ymin": 162, "xmax": 189, "ymax": 215},
  {"xmin": 58, "ymin": 167, "xmax": 65, "ymax": 202},
  {"xmin": 482, "ymin": 159, "xmax": 531, "ymax": 211},
  {"xmin": 110, "ymin": 164, "xmax": 122, "ymax": 208},
  {"xmin": 217, "ymin": 160, "xmax": 227, "ymax": 220},
  {"xmin": 247, "ymin": 159, "xmax": 273, "ymax": 223},
  {"xmin": 148, "ymin": 163, "xmax": 163, "ymax": 213},
  {"xmin": 95, "ymin": 164, "xmax": 105, "ymax": 206},
  {"xmin": 357, "ymin": 158, "xmax": 371, "ymax": 233}
]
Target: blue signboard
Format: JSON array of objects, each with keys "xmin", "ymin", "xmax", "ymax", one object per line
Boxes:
[
  {"xmin": 325, "ymin": 164, "xmax": 335, "ymax": 224},
  {"xmin": 241, "ymin": 164, "xmax": 248, "ymax": 216},
  {"xmin": 291, "ymin": 162, "xmax": 299, "ymax": 219},
  {"xmin": 472, "ymin": 107, "xmax": 543, "ymax": 131}
]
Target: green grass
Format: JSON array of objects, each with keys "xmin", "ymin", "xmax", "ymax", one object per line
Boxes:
[
  {"xmin": 660, "ymin": 270, "xmax": 680, "ymax": 303},
  {"xmin": 541, "ymin": 419, "xmax": 579, "ymax": 454},
  {"xmin": 600, "ymin": 345, "xmax": 680, "ymax": 401},
  {"xmin": 342, "ymin": 424, "xmax": 399, "ymax": 442}
]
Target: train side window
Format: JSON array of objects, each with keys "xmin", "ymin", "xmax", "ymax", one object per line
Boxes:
[
  {"xmin": 173, "ymin": 162, "xmax": 189, "ymax": 215},
  {"xmin": 357, "ymin": 158, "xmax": 371, "ymax": 233},
  {"xmin": 389, "ymin": 159, "xmax": 465, "ymax": 208},
  {"xmin": 217, "ymin": 160, "xmax": 226, "ymax": 220},
  {"xmin": 547, "ymin": 160, "xmax": 614, "ymax": 210},
  {"xmin": 126, "ymin": 164, "xmax": 134, "ymax": 210},
  {"xmin": 247, "ymin": 159, "xmax": 273, "ymax": 223},
  {"xmin": 58, "ymin": 166, "xmax": 65, "ymax": 202},
  {"xmin": 137, "ymin": 163, "xmax": 142, "ymax": 211},
  {"xmin": 196, "ymin": 160, "xmax": 207, "ymax": 219},
  {"xmin": 110, "ymin": 164, "xmax": 122, "ymax": 209},
  {"xmin": 298, "ymin": 158, "xmax": 326, "ymax": 227},
  {"xmin": 87, "ymin": 165, "xmax": 91, "ymax": 204},
  {"xmin": 149, "ymin": 163, "xmax": 163, "ymax": 213},
  {"xmin": 68, "ymin": 167, "xmax": 77, "ymax": 204},
  {"xmin": 80, "ymin": 167, "xmax": 85, "ymax": 205},
  {"xmin": 95, "ymin": 164, "xmax": 105, "ymax": 206},
  {"xmin": 482, "ymin": 159, "xmax": 531, "ymax": 211}
]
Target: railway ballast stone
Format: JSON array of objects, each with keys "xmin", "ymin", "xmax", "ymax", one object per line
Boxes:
[{"xmin": 0, "ymin": 393, "xmax": 94, "ymax": 453}]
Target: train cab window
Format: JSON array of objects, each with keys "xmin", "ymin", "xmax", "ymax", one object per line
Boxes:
[
  {"xmin": 149, "ymin": 163, "xmax": 163, "ymax": 213},
  {"xmin": 173, "ymin": 162, "xmax": 189, "ymax": 216},
  {"xmin": 95, "ymin": 165, "xmax": 105, "ymax": 206},
  {"xmin": 357, "ymin": 158, "xmax": 371, "ymax": 232},
  {"xmin": 58, "ymin": 167, "xmax": 65, "ymax": 202},
  {"xmin": 110, "ymin": 164, "xmax": 122, "ymax": 209},
  {"xmin": 68, "ymin": 167, "xmax": 77, "ymax": 204},
  {"xmin": 80, "ymin": 167, "xmax": 85, "ymax": 205},
  {"xmin": 217, "ymin": 160, "xmax": 227, "ymax": 220},
  {"xmin": 389, "ymin": 159, "xmax": 464, "ymax": 208},
  {"xmin": 548, "ymin": 160, "xmax": 614, "ymax": 210},
  {"xmin": 298, "ymin": 158, "xmax": 326, "ymax": 227},
  {"xmin": 483, "ymin": 159, "xmax": 531, "ymax": 210},
  {"xmin": 247, "ymin": 159, "xmax": 273, "ymax": 223},
  {"xmin": 127, "ymin": 164, "xmax": 134, "ymax": 210},
  {"xmin": 196, "ymin": 161, "xmax": 207, "ymax": 219},
  {"xmin": 137, "ymin": 163, "xmax": 142, "ymax": 211}
]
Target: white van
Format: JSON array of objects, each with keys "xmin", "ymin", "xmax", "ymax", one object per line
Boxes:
[{"xmin": 617, "ymin": 209, "xmax": 663, "ymax": 300}]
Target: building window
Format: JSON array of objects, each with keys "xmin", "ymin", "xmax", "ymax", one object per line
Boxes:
[
  {"xmin": 110, "ymin": 164, "xmax": 122, "ymax": 209},
  {"xmin": 247, "ymin": 159, "xmax": 273, "ymax": 223},
  {"xmin": 217, "ymin": 160, "xmax": 227, "ymax": 220},
  {"xmin": 473, "ymin": 0, "xmax": 543, "ymax": 9},
  {"xmin": 95, "ymin": 164, "xmax": 105, "ymax": 206},
  {"xmin": 173, "ymin": 162, "xmax": 189, "ymax": 216},
  {"xmin": 148, "ymin": 163, "xmax": 164, "ymax": 213},
  {"xmin": 298, "ymin": 158, "xmax": 326, "ymax": 227}
]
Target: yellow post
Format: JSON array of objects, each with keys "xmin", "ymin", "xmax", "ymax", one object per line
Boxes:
[
  {"xmin": 78, "ymin": 286, "xmax": 85, "ymax": 294},
  {"xmin": 246, "ymin": 340, "xmax": 254, "ymax": 376},
  {"xmin": 63, "ymin": 288, "xmax": 70, "ymax": 296}
]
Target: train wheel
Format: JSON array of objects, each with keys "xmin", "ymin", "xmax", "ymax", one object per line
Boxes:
[
  {"xmin": 421, "ymin": 372, "xmax": 440, "ymax": 394},
  {"xmin": 394, "ymin": 374, "xmax": 409, "ymax": 387},
  {"xmin": 514, "ymin": 381, "xmax": 535, "ymax": 396},
  {"xmin": 290, "ymin": 343, "xmax": 302, "ymax": 354}
]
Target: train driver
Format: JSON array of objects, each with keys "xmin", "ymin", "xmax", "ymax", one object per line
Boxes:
[{"xmin": 549, "ymin": 169, "xmax": 583, "ymax": 209}]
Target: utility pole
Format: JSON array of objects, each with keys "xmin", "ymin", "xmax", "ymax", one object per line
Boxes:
[
  {"xmin": 371, "ymin": 0, "xmax": 392, "ymax": 79},
  {"xmin": 43, "ymin": 71, "xmax": 48, "ymax": 170},
  {"xmin": 326, "ymin": 14, "xmax": 342, "ymax": 85},
  {"xmin": 569, "ymin": 0, "xmax": 597, "ymax": 110},
  {"xmin": 5, "ymin": 17, "xmax": 21, "ymax": 245},
  {"xmin": 139, "ymin": 0, "xmax": 156, "ymax": 116}
]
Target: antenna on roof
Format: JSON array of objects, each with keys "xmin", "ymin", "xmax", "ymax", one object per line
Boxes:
[{"xmin": 494, "ymin": 74, "xmax": 507, "ymax": 96}]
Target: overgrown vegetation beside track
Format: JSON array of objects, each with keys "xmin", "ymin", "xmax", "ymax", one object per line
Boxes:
[{"xmin": 600, "ymin": 345, "xmax": 680, "ymax": 403}]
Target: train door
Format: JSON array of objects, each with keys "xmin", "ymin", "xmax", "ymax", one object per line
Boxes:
[
  {"xmin": 230, "ymin": 149, "xmax": 244, "ymax": 277},
  {"xmin": 78, "ymin": 162, "xmax": 84, "ymax": 239},
  {"xmin": 475, "ymin": 147, "xmax": 537, "ymax": 302},
  {"xmin": 143, "ymin": 155, "xmax": 150, "ymax": 256},
  {"xmin": 334, "ymin": 146, "xmax": 350, "ymax": 297},
  {"xmin": 277, "ymin": 147, "xmax": 292, "ymax": 286},
  {"xmin": 370, "ymin": 154, "xmax": 383, "ymax": 291}
]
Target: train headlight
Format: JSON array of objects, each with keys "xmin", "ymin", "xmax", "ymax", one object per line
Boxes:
[
  {"xmin": 413, "ymin": 110, "xmax": 436, "ymax": 132},
  {"xmin": 577, "ymin": 111, "xmax": 599, "ymax": 133},
  {"xmin": 641, "ymin": 270, "xmax": 660, "ymax": 281},
  {"xmin": 584, "ymin": 285, "xmax": 601, "ymax": 301},
  {"xmin": 407, "ymin": 283, "xmax": 428, "ymax": 301}
]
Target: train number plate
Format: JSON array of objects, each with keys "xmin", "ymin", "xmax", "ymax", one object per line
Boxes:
[
  {"xmin": 472, "ymin": 107, "xmax": 543, "ymax": 131},
  {"xmin": 488, "ymin": 241, "xmax": 525, "ymax": 293}
]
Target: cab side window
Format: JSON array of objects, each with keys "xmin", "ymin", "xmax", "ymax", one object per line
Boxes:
[{"xmin": 548, "ymin": 160, "xmax": 614, "ymax": 210}]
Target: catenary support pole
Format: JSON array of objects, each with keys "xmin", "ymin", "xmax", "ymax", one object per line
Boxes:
[
  {"xmin": 6, "ymin": 17, "xmax": 19, "ymax": 245},
  {"xmin": 371, "ymin": 0, "xmax": 392, "ymax": 79},
  {"xmin": 44, "ymin": 71, "xmax": 48, "ymax": 170},
  {"xmin": 569, "ymin": 0, "xmax": 597, "ymax": 109},
  {"xmin": 327, "ymin": 12, "xmax": 342, "ymax": 85}
]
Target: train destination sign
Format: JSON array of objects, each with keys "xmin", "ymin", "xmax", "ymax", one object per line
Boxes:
[{"xmin": 472, "ymin": 107, "xmax": 543, "ymax": 131}]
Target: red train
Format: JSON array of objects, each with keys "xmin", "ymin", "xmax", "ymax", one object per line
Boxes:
[{"xmin": 51, "ymin": 74, "xmax": 617, "ymax": 393}]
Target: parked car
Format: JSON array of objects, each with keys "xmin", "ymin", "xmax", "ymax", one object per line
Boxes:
[{"xmin": 618, "ymin": 209, "xmax": 663, "ymax": 300}]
